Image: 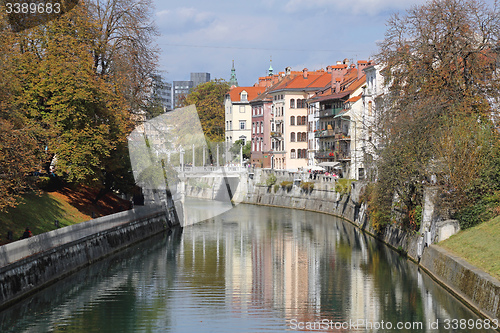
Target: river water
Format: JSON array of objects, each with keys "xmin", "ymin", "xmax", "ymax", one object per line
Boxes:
[{"xmin": 0, "ymin": 202, "xmax": 496, "ymax": 332}]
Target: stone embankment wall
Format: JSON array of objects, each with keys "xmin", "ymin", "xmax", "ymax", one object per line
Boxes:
[
  {"xmin": 241, "ymin": 169, "xmax": 499, "ymax": 322},
  {"xmin": 420, "ymin": 245, "xmax": 500, "ymax": 322},
  {"xmin": 0, "ymin": 205, "xmax": 176, "ymax": 309}
]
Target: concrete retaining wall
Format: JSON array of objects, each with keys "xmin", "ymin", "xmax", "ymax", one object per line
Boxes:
[
  {"xmin": 421, "ymin": 245, "xmax": 500, "ymax": 321},
  {"xmin": 0, "ymin": 205, "xmax": 176, "ymax": 309},
  {"xmin": 242, "ymin": 171, "xmax": 500, "ymax": 322}
]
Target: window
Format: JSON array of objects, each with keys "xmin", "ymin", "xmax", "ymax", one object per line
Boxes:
[
  {"xmin": 296, "ymin": 116, "xmax": 306, "ymax": 125},
  {"xmin": 241, "ymin": 91, "xmax": 248, "ymax": 101},
  {"xmin": 229, "ymin": 121, "xmax": 232, "ymax": 130},
  {"xmin": 252, "ymin": 122, "xmax": 255, "ymax": 134},
  {"xmin": 290, "ymin": 132, "xmax": 295, "ymax": 142},
  {"xmin": 260, "ymin": 121, "xmax": 263, "ymax": 134},
  {"xmin": 239, "ymin": 106, "xmax": 245, "ymax": 113},
  {"xmin": 368, "ymin": 101, "xmax": 373, "ymax": 116},
  {"xmin": 290, "ymin": 116, "xmax": 295, "ymax": 125},
  {"xmin": 290, "ymin": 99, "xmax": 295, "ymax": 108},
  {"xmin": 359, "ymin": 168, "xmax": 365, "ymax": 180},
  {"xmin": 291, "ymin": 149, "xmax": 296, "ymax": 159},
  {"xmin": 240, "ymin": 120, "xmax": 246, "ymax": 130}
]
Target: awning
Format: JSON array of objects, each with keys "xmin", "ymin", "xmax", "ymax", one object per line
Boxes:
[
  {"xmin": 318, "ymin": 162, "xmax": 341, "ymax": 168},
  {"xmin": 307, "ymin": 165, "xmax": 325, "ymax": 171}
]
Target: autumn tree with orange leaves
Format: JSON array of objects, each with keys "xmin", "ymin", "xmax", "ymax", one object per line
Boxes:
[
  {"xmin": 369, "ymin": 0, "xmax": 500, "ymax": 230},
  {"xmin": 0, "ymin": 0, "xmax": 159, "ymax": 210}
]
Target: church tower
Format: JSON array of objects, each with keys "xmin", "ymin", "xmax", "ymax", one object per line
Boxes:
[{"xmin": 229, "ymin": 60, "xmax": 239, "ymax": 87}]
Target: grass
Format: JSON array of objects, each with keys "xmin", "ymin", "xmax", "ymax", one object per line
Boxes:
[
  {"xmin": 439, "ymin": 215, "xmax": 500, "ymax": 280},
  {"xmin": 0, "ymin": 187, "xmax": 130, "ymax": 245}
]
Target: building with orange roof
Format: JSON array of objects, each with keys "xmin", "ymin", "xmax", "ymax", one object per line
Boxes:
[
  {"xmin": 308, "ymin": 60, "xmax": 368, "ymax": 179},
  {"xmin": 225, "ymin": 86, "xmax": 266, "ymax": 147},
  {"xmin": 267, "ymin": 67, "xmax": 333, "ymax": 170},
  {"xmin": 249, "ymin": 88, "xmax": 274, "ymax": 168}
]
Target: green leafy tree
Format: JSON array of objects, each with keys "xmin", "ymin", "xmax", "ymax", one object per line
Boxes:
[
  {"xmin": 179, "ymin": 79, "xmax": 230, "ymax": 142},
  {"xmin": 229, "ymin": 139, "xmax": 251, "ymax": 160},
  {"xmin": 0, "ymin": 2, "xmax": 146, "ymax": 206}
]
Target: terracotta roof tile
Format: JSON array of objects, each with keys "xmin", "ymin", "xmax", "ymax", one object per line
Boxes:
[{"xmin": 228, "ymin": 86, "xmax": 266, "ymax": 102}]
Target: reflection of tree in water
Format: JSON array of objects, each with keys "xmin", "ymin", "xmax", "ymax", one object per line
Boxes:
[{"xmin": 0, "ymin": 229, "xmax": 183, "ymax": 332}]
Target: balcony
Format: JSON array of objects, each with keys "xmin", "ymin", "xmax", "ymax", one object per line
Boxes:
[
  {"xmin": 334, "ymin": 133, "xmax": 351, "ymax": 140},
  {"xmin": 315, "ymin": 129, "xmax": 350, "ymax": 140},
  {"xmin": 315, "ymin": 151, "xmax": 335, "ymax": 159},
  {"xmin": 315, "ymin": 150, "xmax": 351, "ymax": 160},
  {"xmin": 271, "ymin": 132, "xmax": 283, "ymax": 139},
  {"xmin": 337, "ymin": 151, "xmax": 351, "ymax": 160},
  {"xmin": 314, "ymin": 129, "xmax": 335, "ymax": 138},
  {"xmin": 316, "ymin": 108, "xmax": 343, "ymax": 119}
]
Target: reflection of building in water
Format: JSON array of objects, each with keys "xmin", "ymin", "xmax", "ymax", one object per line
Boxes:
[
  {"xmin": 221, "ymin": 209, "xmax": 324, "ymax": 320},
  {"xmin": 348, "ymin": 229, "xmax": 380, "ymax": 324},
  {"xmin": 169, "ymin": 206, "xmax": 476, "ymax": 330}
]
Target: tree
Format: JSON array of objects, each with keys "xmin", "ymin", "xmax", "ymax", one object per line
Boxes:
[
  {"xmin": 372, "ymin": 0, "xmax": 500, "ymax": 229},
  {"xmin": 0, "ymin": 1, "xmax": 152, "ymax": 206},
  {"xmin": 230, "ymin": 139, "xmax": 251, "ymax": 160},
  {"xmin": 179, "ymin": 80, "xmax": 230, "ymax": 142},
  {"xmin": 88, "ymin": 0, "xmax": 159, "ymax": 115}
]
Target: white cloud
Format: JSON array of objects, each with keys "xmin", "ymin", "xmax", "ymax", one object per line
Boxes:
[
  {"xmin": 284, "ymin": 0, "xmax": 427, "ymax": 15},
  {"xmin": 155, "ymin": 7, "xmax": 215, "ymax": 33}
]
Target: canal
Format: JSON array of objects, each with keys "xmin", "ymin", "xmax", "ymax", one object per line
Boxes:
[{"xmin": 0, "ymin": 203, "xmax": 496, "ymax": 332}]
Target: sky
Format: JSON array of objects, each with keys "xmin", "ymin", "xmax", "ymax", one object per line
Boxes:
[{"xmin": 151, "ymin": 0, "xmax": 484, "ymax": 86}]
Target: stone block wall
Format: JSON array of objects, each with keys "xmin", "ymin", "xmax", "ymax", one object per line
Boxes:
[{"xmin": 0, "ymin": 205, "xmax": 176, "ymax": 309}]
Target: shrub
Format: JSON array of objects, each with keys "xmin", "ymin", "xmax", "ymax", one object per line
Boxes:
[
  {"xmin": 300, "ymin": 181, "xmax": 314, "ymax": 193},
  {"xmin": 280, "ymin": 181, "xmax": 293, "ymax": 191},
  {"xmin": 335, "ymin": 179, "xmax": 355, "ymax": 196},
  {"xmin": 409, "ymin": 205, "xmax": 422, "ymax": 229},
  {"xmin": 265, "ymin": 174, "xmax": 277, "ymax": 187}
]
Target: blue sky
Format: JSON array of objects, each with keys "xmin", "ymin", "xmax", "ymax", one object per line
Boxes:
[{"xmin": 151, "ymin": 0, "xmax": 488, "ymax": 86}]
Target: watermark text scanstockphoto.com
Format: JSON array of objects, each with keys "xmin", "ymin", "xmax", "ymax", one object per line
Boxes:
[{"xmin": 288, "ymin": 318, "xmax": 499, "ymax": 331}]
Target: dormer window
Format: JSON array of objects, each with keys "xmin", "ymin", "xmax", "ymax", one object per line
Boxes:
[{"xmin": 241, "ymin": 91, "xmax": 248, "ymax": 101}]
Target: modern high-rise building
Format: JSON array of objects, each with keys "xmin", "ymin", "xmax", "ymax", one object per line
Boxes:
[
  {"xmin": 150, "ymin": 74, "xmax": 173, "ymax": 112},
  {"xmin": 172, "ymin": 80, "xmax": 194, "ymax": 108},
  {"xmin": 172, "ymin": 72, "xmax": 211, "ymax": 108},
  {"xmin": 190, "ymin": 72, "xmax": 211, "ymax": 88}
]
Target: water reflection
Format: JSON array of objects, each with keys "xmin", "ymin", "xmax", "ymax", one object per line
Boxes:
[{"xmin": 0, "ymin": 204, "xmax": 494, "ymax": 332}]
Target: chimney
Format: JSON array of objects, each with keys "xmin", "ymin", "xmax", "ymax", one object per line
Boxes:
[
  {"xmin": 326, "ymin": 65, "xmax": 333, "ymax": 73},
  {"xmin": 331, "ymin": 65, "xmax": 345, "ymax": 93},
  {"xmin": 285, "ymin": 66, "xmax": 291, "ymax": 76},
  {"xmin": 357, "ymin": 60, "xmax": 368, "ymax": 80},
  {"xmin": 335, "ymin": 78, "xmax": 341, "ymax": 93},
  {"xmin": 303, "ymin": 68, "xmax": 308, "ymax": 79}
]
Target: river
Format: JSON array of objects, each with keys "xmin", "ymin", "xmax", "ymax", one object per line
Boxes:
[{"xmin": 0, "ymin": 202, "xmax": 496, "ymax": 332}]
